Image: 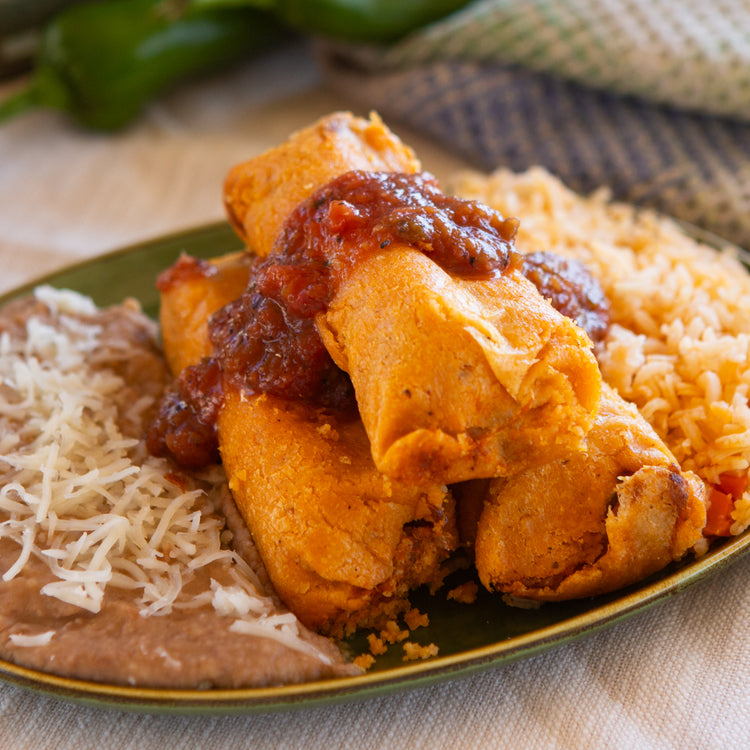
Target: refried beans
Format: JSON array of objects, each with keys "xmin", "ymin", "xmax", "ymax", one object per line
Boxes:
[{"xmin": 0, "ymin": 289, "xmax": 356, "ymax": 688}]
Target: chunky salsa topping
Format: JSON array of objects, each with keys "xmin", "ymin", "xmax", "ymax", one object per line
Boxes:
[
  {"xmin": 155, "ymin": 254, "xmax": 216, "ymax": 292},
  {"xmin": 148, "ymin": 170, "xmax": 522, "ymax": 468},
  {"xmin": 520, "ymin": 251, "xmax": 611, "ymax": 344},
  {"xmin": 212, "ymin": 171, "xmax": 520, "ymax": 400}
]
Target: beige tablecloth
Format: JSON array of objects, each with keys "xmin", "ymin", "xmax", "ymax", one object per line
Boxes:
[{"xmin": 0, "ymin": 42, "xmax": 749, "ymax": 750}]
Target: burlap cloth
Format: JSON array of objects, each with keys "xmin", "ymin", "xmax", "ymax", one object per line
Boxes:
[{"xmin": 1, "ymin": 2, "xmax": 750, "ymax": 745}]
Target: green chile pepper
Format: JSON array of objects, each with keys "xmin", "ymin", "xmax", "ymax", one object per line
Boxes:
[
  {"xmin": 191, "ymin": 0, "xmax": 474, "ymax": 43},
  {"xmin": 0, "ymin": 0, "xmax": 284, "ymax": 130},
  {"xmin": 277, "ymin": 0, "xmax": 473, "ymax": 42}
]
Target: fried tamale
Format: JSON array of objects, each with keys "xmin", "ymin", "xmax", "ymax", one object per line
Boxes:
[{"xmin": 473, "ymin": 384, "xmax": 707, "ymax": 600}]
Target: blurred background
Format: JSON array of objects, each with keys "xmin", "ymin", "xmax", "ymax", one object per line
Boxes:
[
  {"xmin": 3, "ymin": 0, "xmax": 750, "ymax": 295},
  {"xmin": 0, "ymin": 0, "xmax": 474, "ymax": 294}
]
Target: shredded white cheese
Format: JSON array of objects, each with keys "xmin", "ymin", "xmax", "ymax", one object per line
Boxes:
[
  {"xmin": 0, "ymin": 287, "xmax": 330, "ymax": 663},
  {"xmin": 8, "ymin": 631, "xmax": 55, "ymax": 648}
]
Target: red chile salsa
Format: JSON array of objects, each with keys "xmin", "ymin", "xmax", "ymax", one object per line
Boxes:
[
  {"xmin": 156, "ymin": 254, "xmax": 217, "ymax": 292},
  {"xmin": 147, "ymin": 170, "xmax": 521, "ymax": 468},
  {"xmin": 520, "ymin": 251, "xmax": 610, "ymax": 344}
]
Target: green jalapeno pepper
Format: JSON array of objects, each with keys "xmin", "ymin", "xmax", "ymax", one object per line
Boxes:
[
  {"xmin": 192, "ymin": 0, "xmax": 473, "ymax": 43},
  {"xmin": 0, "ymin": 0, "xmax": 284, "ymax": 130},
  {"xmin": 278, "ymin": 0, "xmax": 473, "ymax": 42}
]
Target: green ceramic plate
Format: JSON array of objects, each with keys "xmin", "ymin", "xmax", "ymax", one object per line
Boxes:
[{"xmin": 0, "ymin": 222, "xmax": 749, "ymax": 715}]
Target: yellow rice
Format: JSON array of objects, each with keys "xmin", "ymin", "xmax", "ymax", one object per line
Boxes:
[{"xmin": 454, "ymin": 166, "xmax": 750, "ymax": 535}]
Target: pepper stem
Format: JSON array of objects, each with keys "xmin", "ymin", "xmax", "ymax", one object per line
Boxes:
[{"xmin": 0, "ymin": 84, "xmax": 38, "ymax": 124}]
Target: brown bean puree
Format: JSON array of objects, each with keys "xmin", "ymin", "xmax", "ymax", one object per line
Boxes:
[
  {"xmin": 0, "ymin": 537, "xmax": 349, "ymax": 689},
  {"xmin": 0, "ymin": 293, "xmax": 355, "ymax": 688}
]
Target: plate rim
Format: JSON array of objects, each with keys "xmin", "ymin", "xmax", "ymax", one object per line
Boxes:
[{"xmin": 0, "ymin": 221, "xmax": 238, "ymax": 307}]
